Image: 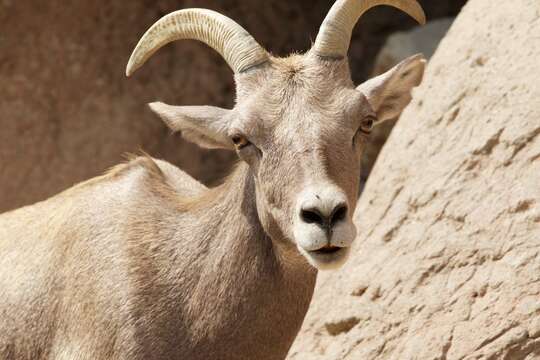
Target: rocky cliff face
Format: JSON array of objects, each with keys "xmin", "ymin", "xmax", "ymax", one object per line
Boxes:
[
  {"xmin": 0, "ymin": 0, "xmax": 464, "ymax": 213},
  {"xmin": 288, "ymin": 0, "xmax": 540, "ymax": 358}
]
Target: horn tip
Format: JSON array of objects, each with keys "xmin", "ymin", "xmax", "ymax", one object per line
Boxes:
[
  {"xmin": 125, "ymin": 59, "xmax": 138, "ymax": 77},
  {"xmin": 414, "ymin": 3, "xmax": 427, "ymax": 25},
  {"xmin": 125, "ymin": 60, "xmax": 135, "ymax": 77}
]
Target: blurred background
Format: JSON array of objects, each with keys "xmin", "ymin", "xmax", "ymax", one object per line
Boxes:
[{"xmin": 0, "ymin": 0, "xmax": 466, "ymax": 213}]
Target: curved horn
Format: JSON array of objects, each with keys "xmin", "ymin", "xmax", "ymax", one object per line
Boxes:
[
  {"xmin": 312, "ymin": 0, "xmax": 426, "ymax": 59},
  {"xmin": 126, "ymin": 8, "xmax": 268, "ymax": 76}
]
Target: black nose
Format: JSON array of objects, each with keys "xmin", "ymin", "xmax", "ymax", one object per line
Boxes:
[{"xmin": 300, "ymin": 203, "xmax": 348, "ymax": 229}]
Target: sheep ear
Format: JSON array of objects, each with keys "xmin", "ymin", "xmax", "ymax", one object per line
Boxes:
[
  {"xmin": 356, "ymin": 54, "xmax": 426, "ymax": 123},
  {"xmin": 149, "ymin": 102, "xmax": 234, "ymax": 150}
]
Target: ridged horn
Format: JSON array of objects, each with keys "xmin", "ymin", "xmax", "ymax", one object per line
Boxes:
[
  {"xmin": 126, "ymin": 8, "xmax": 268, "ymax": 76},
  {"xmin": 312, "ymin": 0, "xmax": 426, "ymax": 58}
]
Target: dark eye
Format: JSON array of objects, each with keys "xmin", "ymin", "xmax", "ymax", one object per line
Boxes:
[
  {"xmin": 359, "ymin": 116, "xmax": 376, "ymax": 134},
  {"xmin": 231, "ymin": 134, "xmax": 251, "ymax": 149}
]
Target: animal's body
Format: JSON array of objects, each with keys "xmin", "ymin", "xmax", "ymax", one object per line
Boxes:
[
  {"xmin": 0, "ymin": 0, "xmax": 427, "ymax": 358},
  {"xmin": 0, "ymin": 158, "xmax": 314, "ymax": 359}
]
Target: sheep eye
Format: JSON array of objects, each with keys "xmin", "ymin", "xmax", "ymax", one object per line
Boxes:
[
  {"xmin": 231, "ymin": 135, "xmax": 250, "ymax": 149},
  {"xmin": 359, "ymin": 116, "xmax": 376, "ymax": 134}
]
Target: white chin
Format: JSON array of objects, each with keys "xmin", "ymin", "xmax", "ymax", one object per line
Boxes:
[{"xmin": 297, "ymin": 245, "xmax": 351, "ymax": 270}]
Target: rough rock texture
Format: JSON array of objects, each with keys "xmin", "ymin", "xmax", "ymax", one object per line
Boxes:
[
  {"xmin": 0, "ymin": 0, "xmax": 465, "ymax": 213},
  {"xmin": 288, "ymin": 0, "xmax": 540, "ymax": 359}
]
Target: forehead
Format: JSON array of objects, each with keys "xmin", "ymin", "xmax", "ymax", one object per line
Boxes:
[{"xmin": 234, "ymin": 55, "xmax": 372, "ymax": 134}]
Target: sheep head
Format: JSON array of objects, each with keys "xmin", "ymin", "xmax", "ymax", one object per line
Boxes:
[{"xmin": 126, "ymin": 1, "xmax": 426, "ymax": 270}]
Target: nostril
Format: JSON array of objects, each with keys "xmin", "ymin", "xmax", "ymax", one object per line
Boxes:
[
  {"xmin": 330, "ymin": 204, "xmax": 348, "ymax": 225},
  {"xmin": 300, "ymin": 208, "xmax": 324, "ymax": 225}
]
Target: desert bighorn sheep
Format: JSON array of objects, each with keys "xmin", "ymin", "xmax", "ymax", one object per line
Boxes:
[{"xmin": 0, "ymin": 1, "xmax": 426, "ymax": 359}]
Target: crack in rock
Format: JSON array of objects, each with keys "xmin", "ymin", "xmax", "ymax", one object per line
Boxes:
[
  {"xmin": 472, "ymin": 129, "xmax": 504, "ymax": 156},
  {"xmin": 324, "ymin": 317, "xmax": 361, "ymax": 336}
]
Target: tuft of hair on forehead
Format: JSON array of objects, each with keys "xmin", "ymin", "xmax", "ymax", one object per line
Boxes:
[
  {"xmin": 272, "ymin": 54, "xmax": 307, "ymax": 77},
  {"xmin": 265, "ymin": 54, "xmax": 353, "ymax": 96},
  {"xmin": 234, "ymin": 52, "xmax": 353, "ymax": 104}
]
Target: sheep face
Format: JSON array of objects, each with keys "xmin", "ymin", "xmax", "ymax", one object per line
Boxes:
[{"xmin": 151, "ymin": 53, "xmax": 425, "ymax": 270}]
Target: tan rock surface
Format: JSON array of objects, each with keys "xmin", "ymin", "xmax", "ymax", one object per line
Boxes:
[{"xmin": 288, "ymin": 0, "xmax": 540, "ymax": 359}]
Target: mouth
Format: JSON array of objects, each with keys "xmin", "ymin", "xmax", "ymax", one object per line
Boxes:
[
  {"xmin": 311, "ymin": 245, "xmax": 343, "ymax": 255},
  {"xmin": 301, "ymin": 245, "xmax": 350, "ymax": 270}
]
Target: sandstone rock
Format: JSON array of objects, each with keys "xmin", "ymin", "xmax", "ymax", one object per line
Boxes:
[{"xmin": 288, "ymin": 0, "xmax": 540, "ymax": 358}]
